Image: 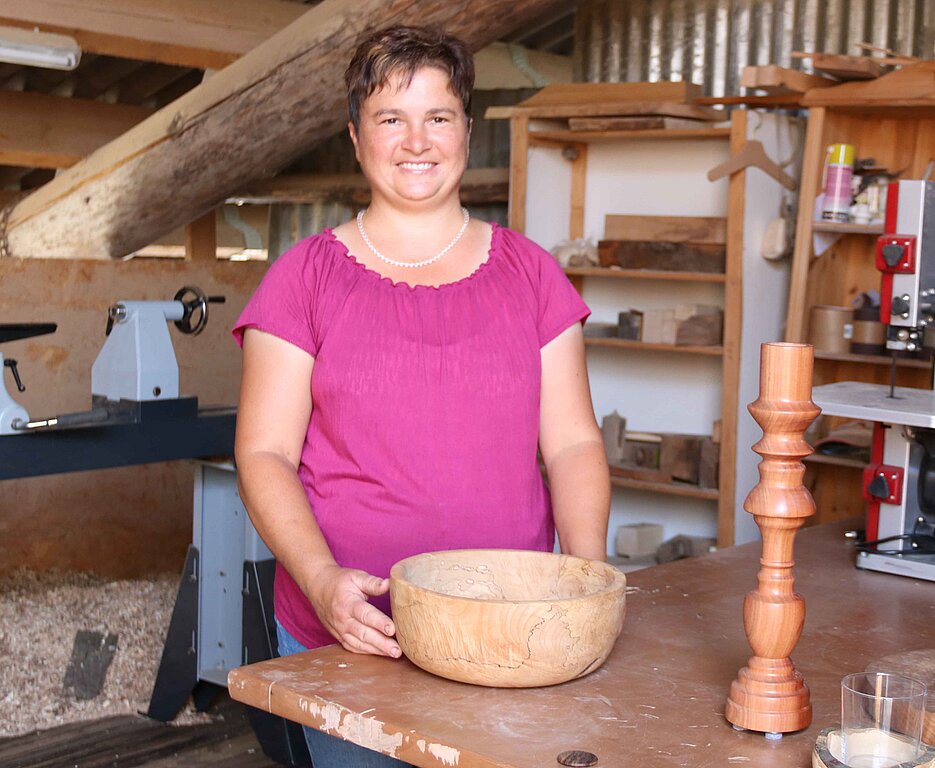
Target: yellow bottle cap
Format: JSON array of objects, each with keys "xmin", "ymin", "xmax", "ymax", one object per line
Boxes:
[{"xmin": 827, "ymin": 143, "xmax": 855, "ymax": 166}]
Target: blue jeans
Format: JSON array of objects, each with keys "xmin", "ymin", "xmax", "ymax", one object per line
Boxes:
[{"xmin": 275, "ymin": 619, "xmax": 415, "ymax": 768}]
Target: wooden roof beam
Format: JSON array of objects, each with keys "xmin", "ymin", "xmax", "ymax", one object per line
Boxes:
[
  {"xmin": 0, "ymin": 90, "xmax": 153, "ymax": 168},
  {"xmin": 4, "ymin": 0, "xmax": 565, "ymax": 261},
  {"xmin": 0, "ymin": 0, "xmax": 307, "ymax": 70}
]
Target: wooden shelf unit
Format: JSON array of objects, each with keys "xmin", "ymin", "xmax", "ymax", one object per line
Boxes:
[
  {"xmin": 504, "ymin": 96, "xmax": 748, "ymax": 548},
  {"xmin": 785, "ymin": 98, "xmax": 935, "ymax": 523}
]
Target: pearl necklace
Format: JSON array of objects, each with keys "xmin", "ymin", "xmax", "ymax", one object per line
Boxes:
[{"xmin": 356, "ymin": 207, "xmax": 470, "ymax": 269}]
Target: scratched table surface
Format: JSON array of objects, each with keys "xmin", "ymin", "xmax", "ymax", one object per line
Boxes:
[{"xmin": 228, "ymin": 521, "xmax": 935, "ymax": 767}]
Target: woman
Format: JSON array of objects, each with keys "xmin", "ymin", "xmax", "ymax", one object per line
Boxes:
[{"xmin": 233, "ymin": 25, "xmax": 610, "ymax": 768}]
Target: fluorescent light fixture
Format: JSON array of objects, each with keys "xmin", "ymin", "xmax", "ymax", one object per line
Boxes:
[{"xmin": 0, "ymin": 25, "xmax": 81, "ymax": 70}]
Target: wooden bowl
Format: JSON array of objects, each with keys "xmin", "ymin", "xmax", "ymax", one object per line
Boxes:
[{"xmin": 389, "ymin": 549, "xmax": 627, "ymax": 688}]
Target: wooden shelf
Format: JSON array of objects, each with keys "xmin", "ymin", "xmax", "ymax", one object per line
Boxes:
[
  {"xmin": 611, "ymin": 475, "xmax": 719, "ymax": 500},
  {"xmin": 804, "ymin": 453, "xmax": 866, "ymax": 470},
  {"xmin": 812, "ymin": 220, "xmax": 884, "ymax": 235},
  {"xmin": 815, "ymin": 351, "xmax": 932, "ymax": 369},
  {"xmin": 584, "ymin": 337, "xmax": 723, "ymax": 355},
  {"xmin": 565, "ymin": 267, "xmax": 726, "ymax": 283},
  {"xmin": 529, "ymin": 127, "xmax": 732, "ymax": 144}
]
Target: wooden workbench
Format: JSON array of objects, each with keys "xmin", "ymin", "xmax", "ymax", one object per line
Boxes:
[{"xmin": 228, "ymin": 521, "xmax": 935, "ymax": 767}]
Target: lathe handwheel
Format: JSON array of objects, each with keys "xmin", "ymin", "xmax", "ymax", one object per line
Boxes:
[{"xmin": 173, "ymin": 286, "xmax": 225, "ymax": 336}]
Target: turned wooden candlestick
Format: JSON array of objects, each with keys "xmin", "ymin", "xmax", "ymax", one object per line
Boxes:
[{"xmin": 725, "ymin": 342, "xmax": 820, "ymax": 735}]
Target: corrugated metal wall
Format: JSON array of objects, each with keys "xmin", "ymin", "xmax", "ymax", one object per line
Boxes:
[{"xmin": 574, "ymin": 0, "xmax": 934, "ymax": 96}]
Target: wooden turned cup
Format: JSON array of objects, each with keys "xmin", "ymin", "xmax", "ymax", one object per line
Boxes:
[
  {"xmin": 725, "ymin": 342, "xmax": 820, "ymax": 734},
  {"xmin": 390, "ymin": 549, "xmax": 627, "ymax": 688}
]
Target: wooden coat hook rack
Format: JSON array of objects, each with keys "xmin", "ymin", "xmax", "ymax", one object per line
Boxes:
[{"xmin": 707, "ymin": 140, "xmax": 798, "ymax": 191}]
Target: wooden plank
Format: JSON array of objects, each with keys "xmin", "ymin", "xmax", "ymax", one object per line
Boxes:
[
  {"xmin": 0, "ymin": 0, "xmax": 307, "ymax": 69},
  {"xmin": 564, "ymin": 267, "xmax": 726, "ymax": 283},
  {"xmin": 230, "ymin": 168, "xmax": 510, "ymax": 206},
  {"xmin": 529, "ymin": 127, "xmax": 731, "ymax": 142},
  {"xmin": 185, "ymin": 210, "xmax": 217, "ymax": 262},
  {"xmin": 598, "ymin": 240, "xmax": 726, "ymax": 273},
  {"xmin": 568, "ymin": 143, "xmax": 586, "ymax": 239},
  {"xmin": 740, "ymin": 64, "xmax": 836, "ymax": 94},
  {"xmin": 508, "ymin": 113, "xmax": 529, "ymax": 232},
  {"xmin": 802, "ymin": 61, "xmax": 935, "ymax": 107},
  {"xmin": 498, "ymin": 101, "xmax": 726, "ymax": 121},
  {"xmin": 583, "ymin": 338, "xmax": 723, "ymax": 355},
  {"xmin": 604, "ymin": 214, "xmax": 726, "ymax": 244},
  {"xmin": 611, "ymin": 474, "xmax": 719, "ymax": 500},
  {"xmin": 517, "ymin": 81, "xmax": 703, "ymax": 108},
  {"xmin": 5, "ymin": 0, "xmax": 567, "ymax": 261},
  {"xmin": 569, "ymin": 116, "xmax": 715, "ymax": 131},
  {"xmin": 0, "ymin": 90, "xmax": 152, "ymax": 168},
  {"xmin": 785, "ymin": 106, "xmax": 826, "ymax": 342},
  {"xmin": 716, "ymin": 109, "xmax": 745, "ymax": 550},
  {"xmin": 791, "ymin": 51, "xmax": 884, "ymax": 81}
]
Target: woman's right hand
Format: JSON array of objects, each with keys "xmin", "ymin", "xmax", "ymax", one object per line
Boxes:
[{"xmin": 306, "ymin": 564, "xmax": 402, "ymax": 658}]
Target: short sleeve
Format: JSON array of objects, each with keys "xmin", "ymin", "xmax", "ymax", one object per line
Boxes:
[
  {"xmin": 533, "ymin": 240, "xmax": 591, "ymax": 347},
  {"xmin": 231, "ymin": 236, "xmax": 322, "ymax": 356}
]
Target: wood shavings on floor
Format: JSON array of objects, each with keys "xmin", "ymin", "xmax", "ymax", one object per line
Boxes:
[{"xmin": 0, "ymin": 570, "xmax": 210, "ymax": 738}]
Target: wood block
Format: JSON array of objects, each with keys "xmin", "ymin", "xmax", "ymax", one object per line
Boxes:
[
  {"xmin": 740, "ymin": 64, "xmax": 836, "ymax": 94},
  {"xmin": 63, "ymin": 630, "xmax": 118, "ymax": 700},
  {"xmin": 656, "ymin": 534, "xmax": 716, "ymax": 563},
  {"xmin": 598, "ymin": 240, "xmax": 726, "ymax": 273},
  {"xmin": 675, "ymin": 312, "xmax": 723, "ymax": 346},
  {"xmin": 600, "ymin": 411, "xmax": 627, "ymax": 466},
  {"xmin": 617, "ymin": 310, "xmax": 643, "ymax": 340},
  {"xmin": 641, "ymin": 309, "xmax": 677, "ymax": 345},
  {"xmin": 568, "ymin": 116, "xmax": 715, "ymax": 131},
  {"xmin": 621, "ymin": 432, "xmax": 662, "ymax": 469},
  {"xmin": 699, "ymin": 437, "xmax": 720, "ymax": 489},
  {"xmin": 615, "ymin": 523, "xmax": 664, "ymax": 558},
  {"xmin": 604, "ymin": 215, "xmax": 727, "ymax": 245},
  {"xmin": 583, "ymin": 322, "xmax": 620, "ymax": 338},
  {"xmin": 660, "ymin": 434, "xmax": 706, "ymax": 484}
]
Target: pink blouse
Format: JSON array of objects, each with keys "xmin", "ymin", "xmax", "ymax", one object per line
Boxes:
[{"xmin": 233, "ymin": 223, "xmax": 589, "ymax": 648}]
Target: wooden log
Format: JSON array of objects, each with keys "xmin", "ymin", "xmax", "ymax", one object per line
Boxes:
[
  {"xmin": 3, "ymin": 0, "xmax": 565, "ymax": 261},
  {"xmin": 604, "ymin": 214, "xmax": 727, "ymax": 245},
  {"xmin": 725, "ymin": 342, "xmax": 819, "ymax": 734},
  {"xmin": 598, "ymin": 240, "xmax": 726, "ymax": 273},
  {"xmin": 229, "ymin": 168, "xmax": 510, "ymax": 206}
]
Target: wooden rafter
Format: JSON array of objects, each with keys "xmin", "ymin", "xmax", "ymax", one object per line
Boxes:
[
  {"xmin": 0, "ymin": 90, "xmax": 152, "ymax": 169},
  {"xmin": 5, "ymin": 0, "xmax": 565, "ymax": 261},
  {"xmin": 0, "ymin": 0, "xmax": 307, "ymax": 70}
]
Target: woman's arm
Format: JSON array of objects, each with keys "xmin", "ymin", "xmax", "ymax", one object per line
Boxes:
[
  {"xmin": 539, "ymin": 323, "xmax": 610, "ymax": 561},
  {"xmin": 235, "ymin": 328, "xmax": 400, "ymax": 657}
]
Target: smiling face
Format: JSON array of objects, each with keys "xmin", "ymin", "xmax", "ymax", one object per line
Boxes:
[{"xmin": 349, "ymin": 66, "xmax": 470, "ymax": 211}]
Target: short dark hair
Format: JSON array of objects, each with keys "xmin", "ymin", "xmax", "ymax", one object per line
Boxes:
[{"xmin": 344, "ymin": 25, "xmax": 474, "ymax": 131}]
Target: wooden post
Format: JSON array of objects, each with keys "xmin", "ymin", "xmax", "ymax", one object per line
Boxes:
[
  {"xmin": 725, "ymin": 342, "xmax": 819, "ymax": 735},
  {"xmin": 184, "ymin": 210, "xmax": 217, "ymax": 262}
]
